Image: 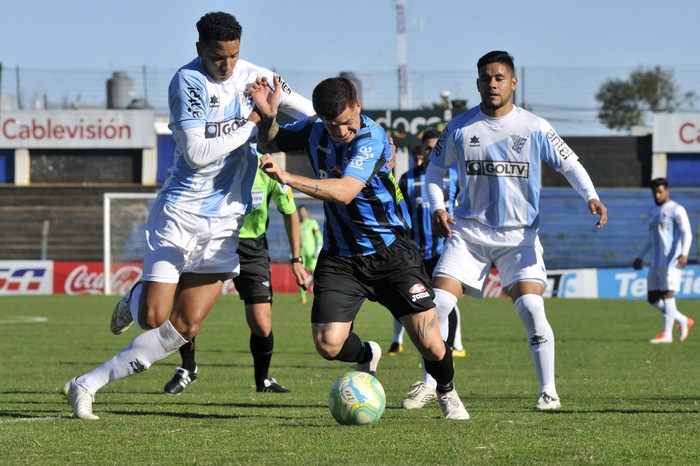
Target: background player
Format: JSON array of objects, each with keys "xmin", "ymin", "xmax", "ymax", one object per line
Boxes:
[
  {"xmin": 396, "ymin": 129, "xmax": 466, "ymax": 410},
  {"xmin": 298, "ymin": 204, "xmax": 323, "ymax": 304},
  {"xmin": 633, "ymin": 177, "xmax": 694, "ymax": 343}
]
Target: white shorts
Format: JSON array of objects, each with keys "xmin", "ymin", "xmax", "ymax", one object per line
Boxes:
[
  {"xmin": 142, "ymin": 200, "xmax": 242, "ymax": 283},
  {"xmin": 647, "ymin": 266, "xmax": 682, "ymax": 292},
  {"xmin": 434, "ymin": 217, "xmax": 547, "ymax": 298}
]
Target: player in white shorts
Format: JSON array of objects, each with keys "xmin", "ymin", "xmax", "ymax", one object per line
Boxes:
[
  {"xmin": 62, "ymin": 12, "xmax": 313, "ymax": 420},
  {"xmin": 633, "ymin": 178, "xmax": 694, "ymax": 344},
  {"xmin": 420, "ymin": 51, "xmax": 608, "ymax": 411}
]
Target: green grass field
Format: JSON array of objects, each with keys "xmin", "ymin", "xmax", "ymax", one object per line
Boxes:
[{"xmin": 1, "ymin": 294, "xmax": 698, "ymax": 465}]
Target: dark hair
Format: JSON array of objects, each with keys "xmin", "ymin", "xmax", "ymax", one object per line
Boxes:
[
  {"xmin": 421, "ymin": 128, "xmax": 440, "ymax": 142},
  {"xmin": 312, "ymin": 77, "xmax": 358, "ymax": 120},
  {"xmin": 196, "ymin": 12, "xmax": 242, "ymax": 44},
  {"xmin": 651, "ymin": 177, "xmax": 669, "ymax": 189},
  {"xmin": 298, "ymin": 204, "xmax": 308, "ymax": 210},
  {"xmin": 477, "ymin": 51, "xmax": 515, "ymax": 74}
]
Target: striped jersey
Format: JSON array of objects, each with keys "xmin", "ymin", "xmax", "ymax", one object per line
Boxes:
[
  {"xmin": 399, "ymin": 164, "xmax": 458, "ymax": 260},
  {"xmin": 162, "ymin": 58, "xmax": 313, "ymax": 217},
  {"xmin": 275, "ymin": 114, "xmax": 410, "ymax": 257},
  {"xmin": 641, "ymin": 200, "xmax": 692, "ymax": 268},
  {"xmin": 430, "ymin": 105, "xmax": 580, "ymax": 229}
]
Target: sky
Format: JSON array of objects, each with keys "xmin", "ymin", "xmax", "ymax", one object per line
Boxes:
[{"xmin": 1, "ymin": 0, "xmax": 699, "ymax": 136}]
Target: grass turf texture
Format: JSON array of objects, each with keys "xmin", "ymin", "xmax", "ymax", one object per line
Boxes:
[{"xmin": 1, "ymin": 294, "xmax": 698, "ymax": 465}]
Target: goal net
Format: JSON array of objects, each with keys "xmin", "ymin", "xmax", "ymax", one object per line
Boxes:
[{"xmin": 103, "ymin": 192, "xmax": 156, "ymax": 295}]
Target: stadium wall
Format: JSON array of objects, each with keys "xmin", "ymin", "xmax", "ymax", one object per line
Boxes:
[{"xmin": 2, "ymin": 260, "xmax": 700, "ymax": 299}]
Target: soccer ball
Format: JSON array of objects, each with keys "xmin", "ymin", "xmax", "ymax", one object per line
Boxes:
[{"xmin": 328, "ymin": 370, "xmax": 386, "ymax": 426}]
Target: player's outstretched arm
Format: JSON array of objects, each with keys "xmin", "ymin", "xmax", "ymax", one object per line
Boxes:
[{"xmin": 259, "ymin": 154, "xmax": 363, "ymax": 204}]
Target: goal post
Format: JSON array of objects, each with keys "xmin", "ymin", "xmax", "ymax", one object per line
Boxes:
[{"xmin": 103, "ymin": 192, "xmax": 156, "ymax": 295}]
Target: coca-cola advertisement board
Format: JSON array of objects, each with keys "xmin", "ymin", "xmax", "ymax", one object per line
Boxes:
[{"xmin": 53, "ymin": 262, "xmax": 143, "ymax": 295}]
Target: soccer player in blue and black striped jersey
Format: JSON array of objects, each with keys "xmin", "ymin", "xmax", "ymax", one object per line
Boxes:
[
  {"xmin": 251, "ymin": 76, "xmax": 470, "ymax": 420},
  {"xmin": 397, "ymin": 129, "xmax": 466, "ymax": 411}
]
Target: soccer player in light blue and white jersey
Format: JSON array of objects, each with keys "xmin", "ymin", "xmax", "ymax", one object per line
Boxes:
[
  {"xmin": 63, "ymin": 12, "xmax": 313, "ymax": 420},
  {"xmin": 424, "ymin": 51, "xmax": 608, "ymax": 412},
  {"xmin": 634, "ymin": 178, "xmax": 694, "ymax": 344}
]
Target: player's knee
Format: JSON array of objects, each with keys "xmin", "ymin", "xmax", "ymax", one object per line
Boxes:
[
  {"xmin": 314, "ymin": 339, "xmax": 341, "ymax": 360},
  {"xmin": 139, "ymin": 307, "xmax": 167, "ymax": 330},
  {"xmin": 418, "ymin": 343, "xmax": 445, "ymax": 362},
  {"xmin": 647, "ymin": 291, "xmax": 663, "ymax": 305}
]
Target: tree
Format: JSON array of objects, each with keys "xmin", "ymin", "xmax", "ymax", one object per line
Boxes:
[{"xmin": 595, "ymin": 66, "xmax": 697, "ymax": 131}]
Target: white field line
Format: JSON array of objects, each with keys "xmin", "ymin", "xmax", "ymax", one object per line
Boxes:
[{"xmin": 0, "ymin": 316, "xmax": 48, "ymax": 324}]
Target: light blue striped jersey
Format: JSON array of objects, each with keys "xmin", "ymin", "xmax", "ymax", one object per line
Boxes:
[
  {"xmin": 161, "ymin": 58, "xmax": 313, "ymax": 217},
  {"xmin": 430, "ymin": 105, "xmax": 580, "ymax": 229},
  {"xmin": 275, "ymin": 115, "xmax": 411, "ymax": 257}
]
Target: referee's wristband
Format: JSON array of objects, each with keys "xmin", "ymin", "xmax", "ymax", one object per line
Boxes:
[{"xmin": 290, "ymin": 257, "xmax": 303, "ymax": 264}]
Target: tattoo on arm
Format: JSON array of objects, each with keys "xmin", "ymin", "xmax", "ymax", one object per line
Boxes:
[
  {"xmin": 416, "ymin": 314, "xmax": 438, "ymax": 340},
  {"xmin": 302, "ymin": 183, "xmax": 321, "ymax": 195}
]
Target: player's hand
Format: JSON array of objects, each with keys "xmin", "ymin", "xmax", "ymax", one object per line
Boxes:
[
  {"xmin": 431, "ymin": 209, "xmax": 455, "ymax": 238},
  {"xmin": 632, "ymin": 258, "xmax": 643, "ymax": 270},
  {"xmin": 677, "ymin": 255, "xmax": 688, "ymax": 269},
  {"xmin": 292, "ymin": 262, "xmax": 308, "ymax": 288},
  {"xmin": 259, "ymin": 153, "xmax": 289, "ymax": 184},
  {"xmin": 249, "ymin": 75, "xmax": 281, "ymax": 119},
  {"xmin": 589, "ymin": 199, "xmax": 607, "ymax": 228}
]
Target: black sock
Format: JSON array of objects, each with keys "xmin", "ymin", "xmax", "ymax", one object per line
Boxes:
[
  {"xmin": 330, "ymin": 332, "xmax": 364, "ymax": 362},
  {"xmin": 179, "ymin": 336, "xmax": 197, "ymax": 372},
  {"xmin": 250, "ymin": 332, "xmax": 274, "ymax": 388},
  {"xmin": 423, "ymin": 341, "xmax": 455, "ymax": 392}
]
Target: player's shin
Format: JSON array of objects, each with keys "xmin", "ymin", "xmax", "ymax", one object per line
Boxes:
[
  {"xmin": 433, "ymin": 288, "xmax": 458, "ymax": 339},
  {"xmin": 77, "ymin": 320, "xmax": 187, "ymax": 392},
  {"xmin": 515, "ymin": 294, "xmax": 556, "ymax": 393}
]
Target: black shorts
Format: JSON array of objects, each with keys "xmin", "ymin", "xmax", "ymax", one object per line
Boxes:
[
  {"xmin": 423, "ymin": 256, "xmax": 440, "ymax": 278},
  {"xmin": 233, "ymin": 236, "xmax": 272, "ymax": 305},
  {"xmin": 311, "ymin": 234, "xmax": 435, "ymax": 323}
]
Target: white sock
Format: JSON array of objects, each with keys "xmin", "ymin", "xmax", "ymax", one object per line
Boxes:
[
  {"xmin": 660, "ymin": 299, "xmax": 677, "ymax": 336},
  {"xmin": 665, "ymin": 297, "xmax": 688, "ymax": 330},
  {"xmin": 452, "ymin": 304, "xmax": 464, "ymax": 351},
  {"xmin": 392, "ymin": 319, "xmax": 405, "ymax": 344},
  {"xmin": 418, "ymin": 289, "xmax": 457, "ymax": 389},
  {"xmin": 515, "ymin": 294, "xmax": 556, "ymax": 395},
  {"xmin": 77, "ymin": 320, "xmax": 186, "ymax": 393}
]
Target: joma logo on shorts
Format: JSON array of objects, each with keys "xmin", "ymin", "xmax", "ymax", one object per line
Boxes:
[
  {"xmin": 466, "ymin": 160, "xmax": 529, "ymax": 178},
  {"xmin": 411, "ymin": 291, "xmax": 430, "ymax": 302}
]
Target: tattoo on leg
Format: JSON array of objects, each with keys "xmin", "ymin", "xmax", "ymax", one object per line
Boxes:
[
  {"xmin": 417, "ymin": 315, "xmax": 437, "ymax": 340},
  {"xmin": 313, "ymin": 322, "xmax": 332, "ymax": 334}
]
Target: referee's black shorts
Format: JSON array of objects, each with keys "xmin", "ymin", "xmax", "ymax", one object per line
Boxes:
[
  {"xmin": 311, "ymin": 233, "xmax": 435, "ymax": 323},
  {"xmin": 233, "ymin": 236, "xmax": 272, "ymax": 305}
]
